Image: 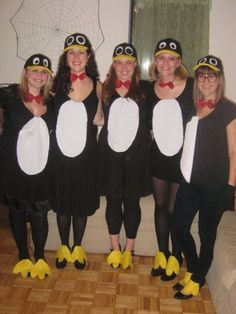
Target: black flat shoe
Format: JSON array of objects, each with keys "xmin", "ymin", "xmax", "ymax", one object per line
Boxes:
[
  {"xmin": 173, "ymin": 278, "xmax": 205, "ymax": 291},
  {"xmin": 74, "ymin": 260, "xmax": 86, "ymax": 270},
  {"xmin": 161, "ymin": 255, "xmax": 183, "ymax": 281},
  {"xmin": 151, "ymin": 266, "xmax": 165, "ymax": 277},
  {"xmin": 174, "ymin": 290, "xmax": 194, "ymax": 300},
  {"xmin": 172, "ymin": 282, "xmax": 184, "ymax": 291},
  {"xmin": 161, "ymin": 271, "xmax": 177, "ymax": 281},
  {"xmin": 173, "ymin": 279, "xmax": 205, "ymax": 299},
  {"xmin": 55, "ymin": 258, "xmax": 67, "ymax": 269}
]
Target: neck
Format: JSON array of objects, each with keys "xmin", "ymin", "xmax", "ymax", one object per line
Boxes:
[
  {"xmin": 28, "ymin": 87, "xmax": 41, "ymax": 96},
  {"xmin": 159, "ymin": 74, "xmax": 175, "ymax": 83}
]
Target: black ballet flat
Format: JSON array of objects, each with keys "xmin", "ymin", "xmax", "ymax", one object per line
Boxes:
[
  {"xmin": 173, "ymin": 282, "xmax": 184, "ymax": 291},
  {"xmin": 174, "ymin": 290, "xmax": 194, "ymax": 300},
  {"xmin": 74, "ymin": 260, "xmax": 86, "ymax": 270},
  {"xmin": 173, "ymin": 277, "xmax": 205, "ymax": 291},
  {"xmin": 174, "ymin": 279, "xmax": 205, "ymax": 299},
  {"xmin": 161, "ymin": 255, "xmax": 183, "ymax": 281},
  {"xmin": 151, "ymin": 266, "xmax": 165, "ymax": 277},
  {"xmin": 161, "ymin": 271, "xmax": 178, "ymax": 281},
  {"xmin": 55, "ymin": 258, "xmax": 67, "ymax": 269}
]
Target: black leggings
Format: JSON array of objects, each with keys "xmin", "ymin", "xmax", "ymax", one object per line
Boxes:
[
  {"xmin": 172, "ymin": 182, "xmax": 225, "ymax": 284},
  {"xmin": 7, "ymin": 197, "xmax": 49, "ymax": 261},
  {"xmin": 105, "ymin": 195, "xmax": 141, "ymax": 239},
  {"xmin": 152, "ymin": 177, "xmax": 181, "ymax": 258},
  {"xmin": 56, "ymin": 213, "xmax": 87, "ymax": 248}
]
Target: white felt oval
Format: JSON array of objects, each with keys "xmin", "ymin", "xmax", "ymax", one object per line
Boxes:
[
  {"xmin": 108, "ymin": 97, "xmax": 139, "ymax": 152},
  {"xmin": 153, "ymin": 99, "xmax": 183, "ymax": 156},
  {"xmin": 56, "ymin": 100, "xmax": 87, "ymax": 157},
  {"xmin": 180, "ymin": 116, "xmax": 199, "ymax": 183},
  {"xmin": 17, "ymin": 116, "xmax": 49, "ymax": 175}
]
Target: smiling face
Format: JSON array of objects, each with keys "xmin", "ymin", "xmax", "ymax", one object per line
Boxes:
[
  {"xmin": 113, "ymin": 58, "xmax": 137, "ymax": 81},
  {"xmin": 25, "ymin": 68, "xmax": 49, "ymax": 92},
  {"xmin": 196, "ymin": 68, "xmax": 220, "ymax": 101},
  {"xmin": 66, "ymin": 48, "xmax": 89, "ymax": 74},
  {"xmin": 155, "ymin": 53, "xmax": 181, "ymax": 79}
]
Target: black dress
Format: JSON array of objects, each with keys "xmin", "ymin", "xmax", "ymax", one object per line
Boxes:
[
  {"xmin": 50, "ymin": 79, "xmax": 100, "ymax": 216},
  {"xmin": 98, "ymin": 91, "xmax": 151, "ymax": 198},
  {"xmin": 0, "ymin": 84, "xmax": 53, "ymax": 202},
  {"xmin": 148, "ymin": 78, "xmax": 194, "ymax": 183}
]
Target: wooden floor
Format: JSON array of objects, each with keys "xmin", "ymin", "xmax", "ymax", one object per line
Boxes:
[{"xmin": 0, "ymin": 219, "xmax": 216, "ymax": 314}]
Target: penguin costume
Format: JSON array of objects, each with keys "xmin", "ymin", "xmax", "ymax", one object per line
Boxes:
[
  {"xmin": 98, "ymin": 43, "xmax": 151, "ymax": 270},
  {"xmin": 147, "ymin": 38, "xmax": 195, "ymax": 281},
  {"xmin": 50, "ymin": 33, "xmax": 102, "ymax": 270},
  {"xmin": 172, "ymin": 55, "xmax": 236, "ymax": 299},
  {"xmin": 0, "ymin": 54, "xmax": 53, "ymax": 279}
]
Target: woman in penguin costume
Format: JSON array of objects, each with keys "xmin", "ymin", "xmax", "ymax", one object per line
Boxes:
[
  {"xmin": 51, "ymin": 33, "xmax": 103, "ymax": 269},
  {"xmin": 98, "ymin": 42, "xmax": 151, "ymax": 269},
  {"xmin": 172, "ymin": 55, "xmax": 236, "ymax": 299},
  {"xmin": 147, "ymin": 38, "xmax": 195, "ymax": 281},
  {"xmin": 0, "ymin": 54, "xmax": 53, "ymax": 279}
]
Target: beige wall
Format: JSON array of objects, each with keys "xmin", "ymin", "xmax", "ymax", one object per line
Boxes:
[
  {"xmin": 209, "ymin": 0, "xmax": 236, "ymax": 100},
  {"xmin": 0, "ymin": 0, "xmax": 130, "ymax": 83},
  {"xmin": 0, "ymin": 0, "xmax": 236, "ymax": 101}
]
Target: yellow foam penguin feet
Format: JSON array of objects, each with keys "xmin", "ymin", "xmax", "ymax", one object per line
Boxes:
[
  {"xmin": 173, "ymin": 272, "xmax": 193, "ymax": 291},
  {"xmin": 161, "ymin": 255, "xmax": 183, "ymax": 281},
  {"xmin": 121, "ymin": 250, "xmax": 133, "ymax": 269},
  {"xmin": 30, "ymin": 259, "xmax": 52, "ymax": 280},
  {"xmin": 13, "ymin": 259, "xmax": 33, "ymax": 278},
  {"xmin": 71, "ymin": 246, "xmax": 87, "ymax": 269},
  {"xmin": 56, "ymin": 245, "xmax": 71, "ymax": 269},
  {"xmin": 174, "ymin": 279, "xmax": 200, "ymax": 299},
  {"xmin": 151, "ymin": 251, "xmax": 167, "ymax": 277},
  {"xmin": 107, "ymin": 250, "xmax": 122, "ymax": 269}
]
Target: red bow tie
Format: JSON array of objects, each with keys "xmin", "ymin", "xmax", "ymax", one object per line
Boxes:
[
  {"xmin": 70, "ymin": 72, "xmax": 86, "ymax": 83},
  {"xmin": 159, "ymin": 81, "xmax": 174, "ymax": 89},
  {"xmin": 197, "ymin": 99, "xmax": 215, "ymax": 109},
  {"xmin": 27, "ymin": 93, "xmax": 42, "ymax": 103},
  {"xmin": 115, "ymin": 80, "xmax": 131, "ymax": 89}
]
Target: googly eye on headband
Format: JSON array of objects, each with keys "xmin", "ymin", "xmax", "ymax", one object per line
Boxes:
[
  {"xmin": 64, "ymin": 32, "xmax": 91, "ymax": 52},
  {"xmin": 24, "ymin": 54, "xmax": 53, "ymax": 74},
  {"xmin": 113, "ymin": 42, "xmax": 137, "ymax": 61},
  {"xmin": 193, "ymin": 55, "xmax": 223, "ymax": 72},
  {"xmin": 155, "ymin": 38, "xmax": 182, "ymax": 58}
]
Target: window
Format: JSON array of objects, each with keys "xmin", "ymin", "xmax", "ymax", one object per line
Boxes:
[{"xmin": 131, "ymin": 0, "xmax": 210, "ymax": 79}]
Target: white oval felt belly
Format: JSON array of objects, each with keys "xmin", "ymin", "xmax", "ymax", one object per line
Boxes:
[
  {"xmin": 108, "ymin": 97, "xmax": 139, "ymax": 152},
  {"xmin": 56, "ymin": 100, "xmax": 88, "ymax": 157},
  {"xmin": 153, "ymin": 99, "xmax": 183, "ymax": 156},
  {"xmin": 17, "ymin": 116, "xmax": 49, "ymax": 175},
  {"xmin": 180, "ymin": 116, "xmax": 199, "ymax": 183}
]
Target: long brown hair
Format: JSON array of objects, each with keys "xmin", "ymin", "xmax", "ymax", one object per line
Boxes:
[
  {"xmin": 52, "ymin": 46, "xmax": 99, "ymax": 95},
  {"xmin": 102, "ymin": 62, "xmax": 144, "ymax": 105}
]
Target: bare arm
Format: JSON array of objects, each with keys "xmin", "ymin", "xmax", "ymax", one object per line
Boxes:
[{"xmin": 226, "ymin": 119, "xmax": 236, "ymax": 186}]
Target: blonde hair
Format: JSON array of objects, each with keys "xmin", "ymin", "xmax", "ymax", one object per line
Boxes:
[
  {"xmin": 148, "ymin": 57, "xmax": 188, "ymax": 81},
  {"xmin": 19, "ymin": 68, "xmax": 52, "ymax": 105}
]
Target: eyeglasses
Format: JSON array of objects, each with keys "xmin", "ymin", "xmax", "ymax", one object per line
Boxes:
[{"xmin": 196, "ymin": 73, "xmax": 219, "ymax": 83}]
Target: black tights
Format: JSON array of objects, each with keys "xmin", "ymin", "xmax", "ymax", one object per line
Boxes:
[
  {"xmin": 152, "ymin": 177, "xmax": 181, "ymax": 258},
  {"xmin": 8, "ymin": 205, "xmax": 48, "ymax": 261},
  {"xmin": 56, "ymin": 213, "xmax": 87, "ymax": 248},
  {"xmin": 106, "ymin": 195, "xmax": 141, "ymax": 239}
]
